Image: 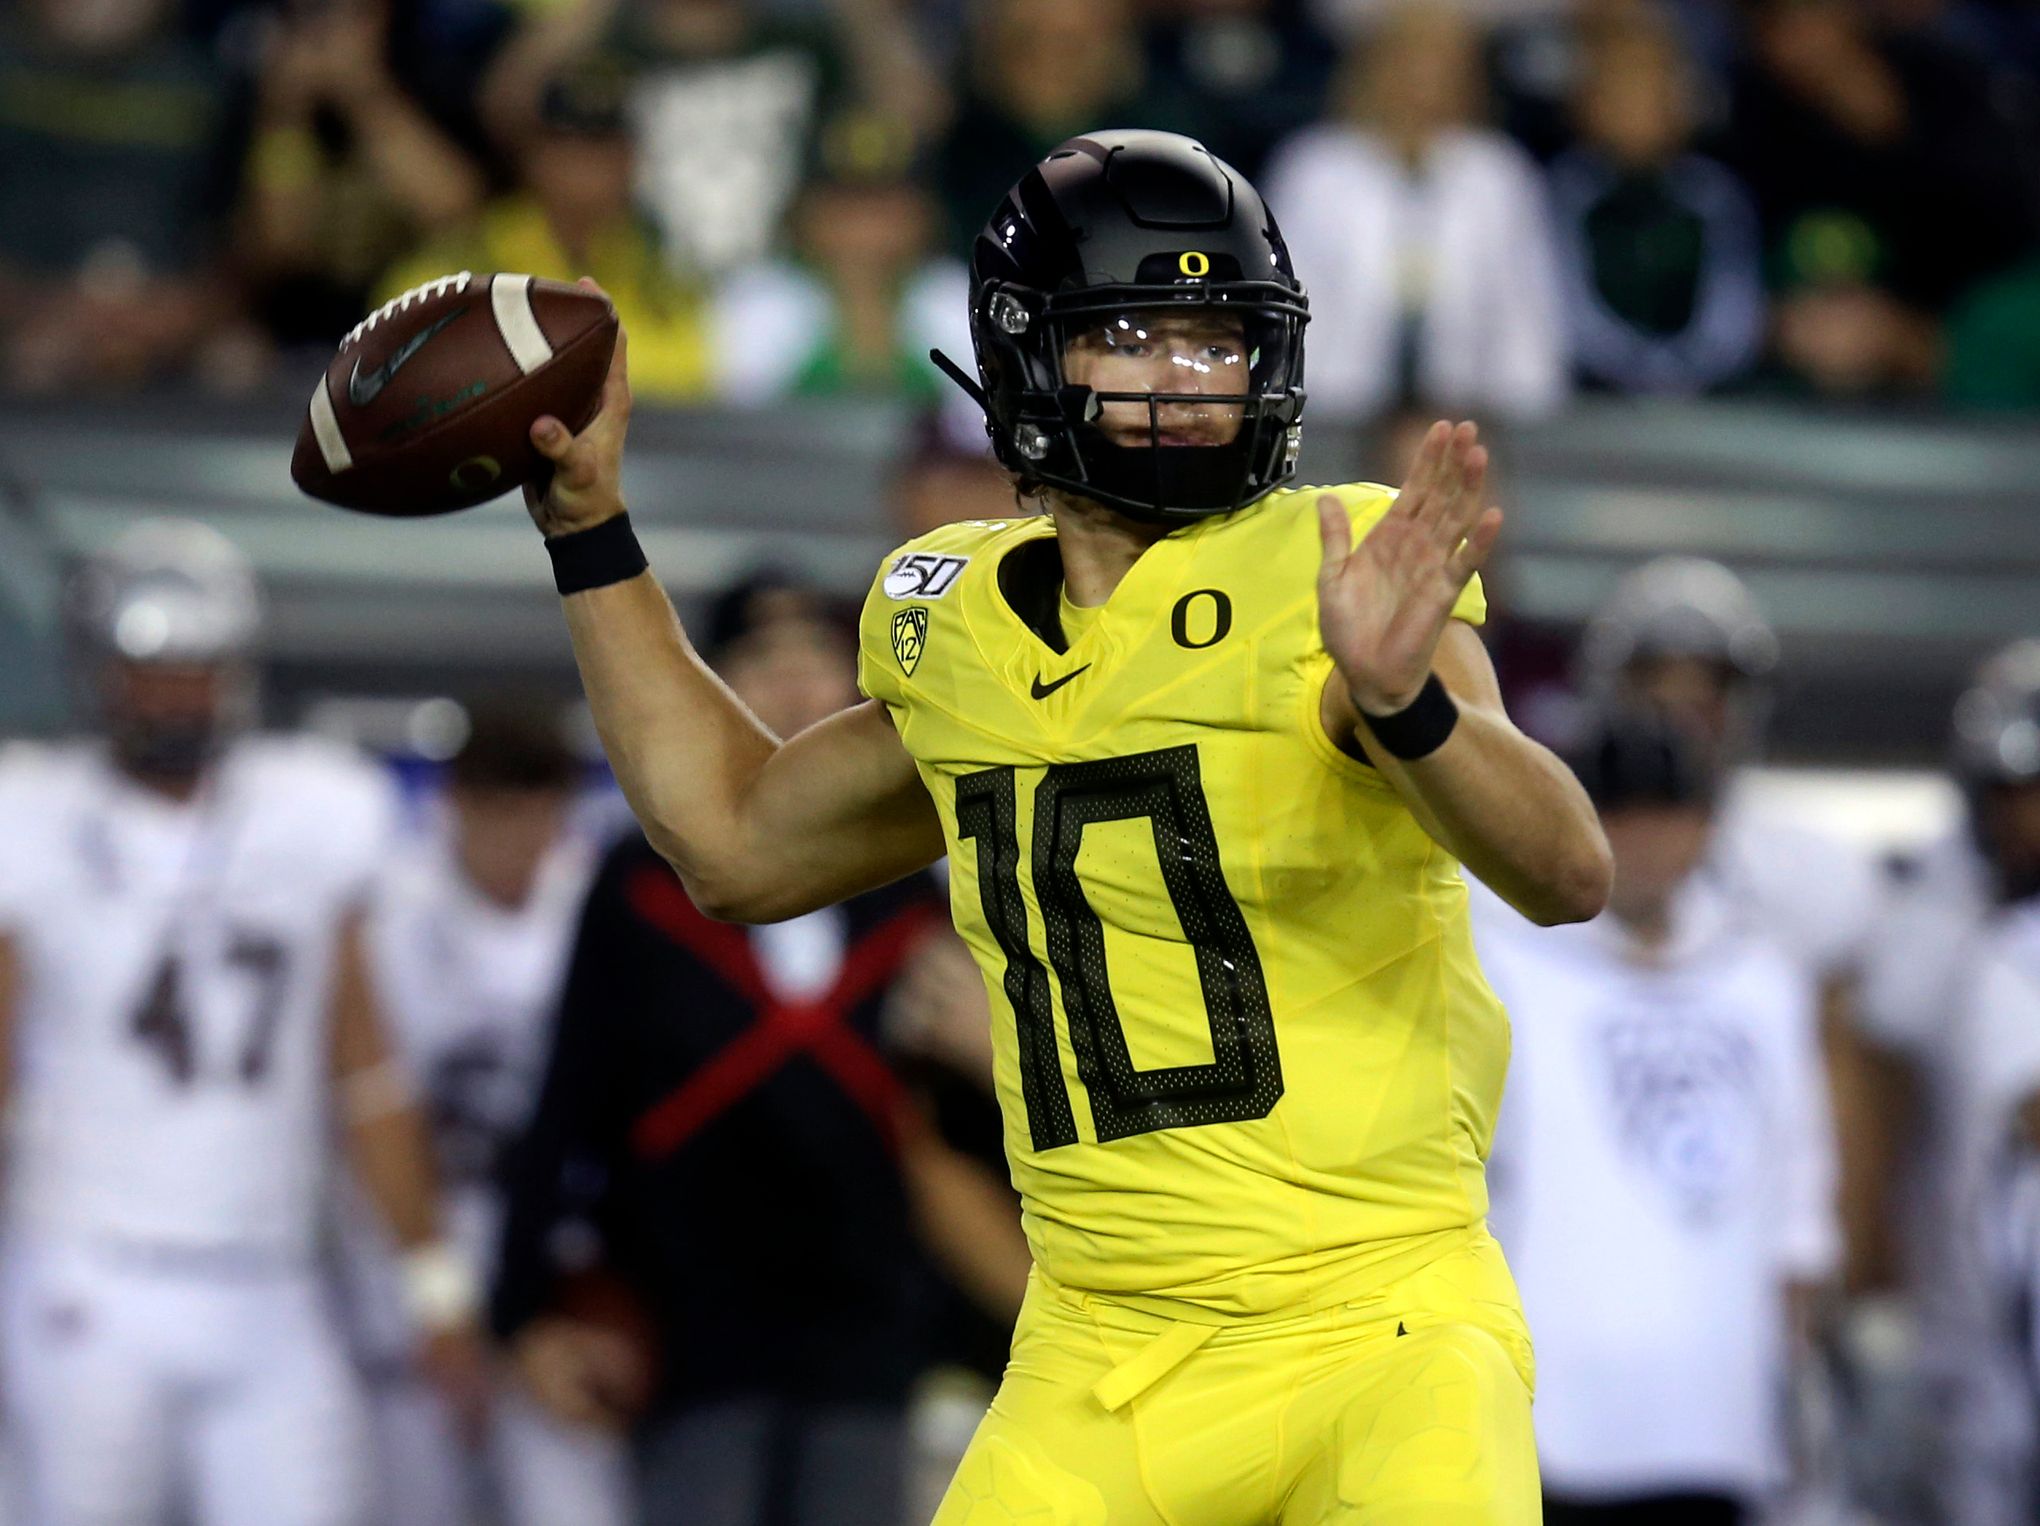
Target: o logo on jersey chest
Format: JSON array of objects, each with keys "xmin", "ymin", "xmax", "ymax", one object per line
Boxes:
[
  {"xmin": 1177, "ymin": 251, "xmax": 1211, "ymax": 278},
  {"xmin": 1170, "ymin": 589, "xmax": 1232, "ymax": 649}
]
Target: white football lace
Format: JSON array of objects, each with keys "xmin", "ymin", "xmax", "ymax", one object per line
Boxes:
[{"xmin": 344, "ymin": 271, "xmax": 473, "ymax": 349}]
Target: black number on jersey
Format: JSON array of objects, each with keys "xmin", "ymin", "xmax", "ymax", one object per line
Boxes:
[
  {"xmin": 128, "ymin": 932, "xmax": 291, "ymax": 1088},
  {"xmin": 957, "ymin": 744, "xmax": 1283, "ymax": 1149}
]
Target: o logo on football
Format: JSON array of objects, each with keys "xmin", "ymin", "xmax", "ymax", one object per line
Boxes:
[
  {"xmin": 1177, "ymin": 251, "xmax": 1211, "ymax": 277},
  {"xmin": 449, "ymin": 455, "xmax": 502, "ymax": 492},
  {"xmin": 891, "ymin": 607, "xmax": 929, "ymax": 676}
]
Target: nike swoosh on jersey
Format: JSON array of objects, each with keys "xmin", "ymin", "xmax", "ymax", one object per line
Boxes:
[
  {"xmin": 347, "ymin": 307, "xmax": 467, "ymax": 407},
  {"xmin": 1030, "ymin": 666, "xmax": 1091, "ymax": 700}
]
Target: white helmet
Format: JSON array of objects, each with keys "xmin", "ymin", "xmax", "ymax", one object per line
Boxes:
[
  {"xmin": 1578, "ymin": 556, "xmax": 1780, "ymax": 692},
  {"xmin": 69, "ymin": 520, "xmax": 263, "ymax": 780},
  {"xmin": 71, "ymin": 519, "xmax": 262, "ymax": 666},
  {"xmin": 1952, "ymin": 639, "xmax": 2040, "ymax": 789}
]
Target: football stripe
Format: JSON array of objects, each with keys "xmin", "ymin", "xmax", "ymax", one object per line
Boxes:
[
  {"xmin": 491, "ymin": 274, "xmax": 554, "ymax": 375},
  {"xmin": 308, "ymin": 373, "xmax": 354, "ymax": 474}
]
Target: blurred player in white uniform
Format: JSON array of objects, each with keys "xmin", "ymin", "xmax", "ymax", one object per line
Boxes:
[
  {"xmin": 1479, "ymin": 709, "xmax": 1840, "ymax": 1524},
  {"xmin": 1855, "ymin": 641, "xmax": 2040, "ymax": 1524},
  {"xmin": 346, "ymin": 702, "xmax": 628, "ymax": 1526},
  {"xmin": 0, "ymin": 521, "xmax": 486, "ymax": 1526}
]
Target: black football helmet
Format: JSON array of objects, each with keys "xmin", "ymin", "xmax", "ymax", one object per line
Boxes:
[{"xmin": 935, "ymin": 129, "xmax": 1309, "ymax": 523}]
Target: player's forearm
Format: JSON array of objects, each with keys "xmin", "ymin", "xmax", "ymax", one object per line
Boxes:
[
  {"xmin": 559, "ymin": 571, "xmax": 783, "ymax": 907},
  {"xmin": 1367, "ymin": 704, "xmax": 1610, "ymax": 925},
  {"xmin": 347, "ymin": 1100, "xmax": 443, "ymax": 1249}
]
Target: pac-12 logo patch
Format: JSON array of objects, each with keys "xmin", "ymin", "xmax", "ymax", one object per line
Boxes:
[
  {"xmin": 891, "ymin": 608, "xmax": 929, "ymax": 675},
  {"xmin": 884, "ymin": 553, "xmax": 968, "ymax": 601}
]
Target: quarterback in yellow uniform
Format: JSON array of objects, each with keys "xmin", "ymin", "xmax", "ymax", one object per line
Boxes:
[{"xmin": 509, "ymin": 130, "xmax": 1612, "ymax": 1522}]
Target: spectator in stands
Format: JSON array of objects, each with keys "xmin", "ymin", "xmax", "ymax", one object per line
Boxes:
[
  {"xmin": 936, "ymin": 0, "xmax": 1206, "ymax": 252},
  {"xmin": 350, "ymin": 700, "xmax": 628, "ymax": 1526},
  {"xmin": 1139, "ymin": 0, "xmax": 1339, "ymax": 182},
  {"xmin": 0, "ymin": 0, "xmax": 245, "ymax": 392},
  {"xmin": 241, "ymin": 0, "xmax": 486, "ymax": 351},
  {"xmin": 713, "ymin": 114, "xmax": 970, "ymax": 404},
  {"xmin": 889, "ymin": 407, "xmax": 1016, "ymax": 538},
  {"xmin": 1945, "ymin": 257, "xmax": 2040, "ymax": 408},
  {"xmin": 1478, "ymin": 707, "xmax": 1839, "ymax": 1525},
  {"xmin": 1764, "ymin": 211, "xmax": 1940, "ymax": 398},
  {"xmin": 481, "ymin": 0, "xmax": 941, "ymax": 281},
  {"xmin": 493, "ymin": 574, "xmax": 1025, "ymax": 1526},
  {"xmin": 1725, "ymin": 0, "xmax": 2038, "ymax": 319},
  {"xmin": 1263, "ymin": 1, "xmax": 1569, "ymax": 421},
  {"xmin": 378, "ymin": 60, "xmax": 714, "ymax": 403},
  {"xmin": 1549, "ymin": 14, "xmax": 1766, "ymax": 395}
]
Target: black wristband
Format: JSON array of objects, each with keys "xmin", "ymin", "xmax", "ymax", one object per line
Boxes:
[
  {"xmin": 547, "ymin": 513, "xmax": 648, "ymax": 596},
  {"xmin": 1358, "ymin": 673, "xmax": 1459, "ymax": 761}
]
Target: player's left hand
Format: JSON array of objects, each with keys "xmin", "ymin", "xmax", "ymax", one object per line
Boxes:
[{"xmin": 1317, "ymin": 420, "xmax": 1504, "ymax": 716}]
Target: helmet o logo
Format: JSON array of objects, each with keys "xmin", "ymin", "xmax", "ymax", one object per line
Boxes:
[
  {"xmin": 1178, "ymin": 251, "xmax": 1211, "ymax": 277},
  {"xmin": 449, "ymin": 456, "xmax": 501, "ymax": 493}
]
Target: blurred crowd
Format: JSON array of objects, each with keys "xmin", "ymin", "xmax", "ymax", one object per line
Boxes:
[{"xmin": 3, "ymin": 0, "xmax": 2040, "ymax": 410}]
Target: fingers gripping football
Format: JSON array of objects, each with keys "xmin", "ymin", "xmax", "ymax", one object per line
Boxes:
[{"xmin": 526, "ymin": 281, "xmax": 633, "ymax": 538}]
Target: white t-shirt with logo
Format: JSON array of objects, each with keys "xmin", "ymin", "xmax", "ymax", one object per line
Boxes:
[
  {"xmin": 1475, "ymin": 879, "xmax": 1839, "ymax": 1500},
  {"xmin": 0, "ymin": 737, "xmax": 397, "ymax": 1260}
]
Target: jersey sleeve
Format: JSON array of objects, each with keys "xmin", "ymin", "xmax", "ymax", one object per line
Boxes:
[
  {"xmin": 1328, "ymin": 483, "xmax": 1487, "ymax": 628},
  {"xmin": 856, "ymin": 553, "xmax": 906, "ymax": 710}
]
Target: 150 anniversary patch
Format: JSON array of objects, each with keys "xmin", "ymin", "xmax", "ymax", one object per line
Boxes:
[{"xmin": 884, "ymin": 553, "xmax": 968, "ymax": 601}]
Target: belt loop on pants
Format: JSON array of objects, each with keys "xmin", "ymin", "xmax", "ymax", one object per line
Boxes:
[{"xmin": 1091, "ymin": 1321, "xmax": 1219, "ymax": 1412}]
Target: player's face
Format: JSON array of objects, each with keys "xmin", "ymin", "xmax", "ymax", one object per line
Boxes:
[
  {"xmin": 1061, "ymin": 309, "xmax": 1250, "ymax": 448},
  {"xmin": 100, "ymin": 659, "xmax": 231, "ymax": 784},
  {"xmin": 722, "ymin": 620, "xmax": 859, "ymax": 739},
  {"xmin": 450, "ymin": 785, "xmax": 572, "ymax": 909},
  {"xmin": 1622, "ymin": 656, "xmax": 1734, "ymax": 754},
  {"xmin": 1601, "ymin": 802, "xmax": 1712, "ymax": 928}
]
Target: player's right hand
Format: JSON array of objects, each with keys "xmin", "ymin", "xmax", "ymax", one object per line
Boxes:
[{"xmin": 525, "ymin": 277, "xmax": 632, "ymax": 539}]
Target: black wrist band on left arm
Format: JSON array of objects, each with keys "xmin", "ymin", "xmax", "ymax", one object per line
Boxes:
[
  {"xmin": 547, "ymin": 512, "xmax": 647, "ymax": 596},
  {"xmin": 1358, "ymin": 673, "xmax": 1459, "ymax": 761}
]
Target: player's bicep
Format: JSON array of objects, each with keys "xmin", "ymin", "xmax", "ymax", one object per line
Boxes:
[{"xmin": 725, "ymin": 698, "xmax": 944, "ymax": 922}]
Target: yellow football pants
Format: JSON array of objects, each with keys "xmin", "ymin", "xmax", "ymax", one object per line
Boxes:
[{"xmin": 933, "ymin": 1230, "xmax": 1539, "ymax": 1525}]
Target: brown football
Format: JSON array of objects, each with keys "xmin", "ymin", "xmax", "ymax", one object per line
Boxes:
[{"xmin": 292, "ymin": 271, "xmax": 618, "ymax": 516}]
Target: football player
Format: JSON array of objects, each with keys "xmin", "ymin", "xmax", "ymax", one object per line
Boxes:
[
  {"xmin": 1856, "ymin": 640, "xmax": 2040, "ymax": 1524},
  {"xmin": 512, "ymin": 131, "xmax": 1611, "ymax": 1521},
  {"xmin": 1575, "ymin": 559, "xmax": 1895, "ymax": 1300},
  {"xmin": 345, "ymin": 701, "xmax": 628, "ymax": 1526},
  {"xmin": 1476, "ymin": 708, "xmax": 1838, "ymax": 1525},
  {"xmin": 0, "ymin": 521, "xmax": 486, "ymax": 1526}
]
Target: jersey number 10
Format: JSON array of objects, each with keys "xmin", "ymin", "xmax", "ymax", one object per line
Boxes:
[{"xmin": 956, "ymin": 743, "xmax": 1284, "ymax": 1150}]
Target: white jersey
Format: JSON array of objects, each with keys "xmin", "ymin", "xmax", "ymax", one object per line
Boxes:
[
  {"xmin": 1475, "ymin": 880, "xmax": 1839, "ymax": 1500},
  {"xmin": 363, "ymin": 828, "xmax": 594, "ymax": 1277},
  {"xmin": 0, "ymin": 738, "xmax": 397, "ymax": 1260},
  {"xmin": 1710, "ymin": 780, "xmax": 1884, "ymax": 986}
]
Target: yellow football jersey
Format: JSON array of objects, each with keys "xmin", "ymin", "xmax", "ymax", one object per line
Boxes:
[{"xmin": 857, "ymin": 482, "xmax": 1506, "ymax": 1319}]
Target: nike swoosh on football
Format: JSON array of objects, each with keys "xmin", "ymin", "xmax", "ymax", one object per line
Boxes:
[
  {"xmin": 1030, "ymin": 666, "xmax": 1091, "ymax": 700},
  {"xmin": 348, "ymin": 306, "xmax": 468, "ymax": 407}
]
